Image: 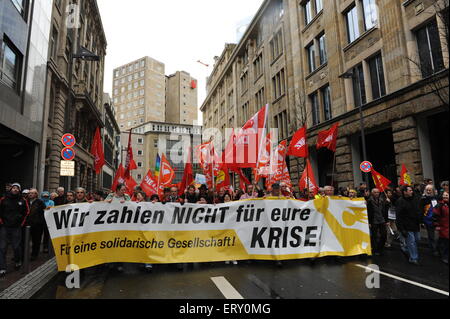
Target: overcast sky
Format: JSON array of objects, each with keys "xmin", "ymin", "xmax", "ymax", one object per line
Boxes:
[{"xmin": 97, "ymin": 0, "xmax": 264, "ymax": 122}]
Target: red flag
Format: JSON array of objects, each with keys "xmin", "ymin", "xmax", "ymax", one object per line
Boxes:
[
  {"xmin": 228, "ymin": 105, "xmax": 269, "ymax": 169},
  {"xmin": 90, "ymin": 127, "xmax": 105, "ymax": 174},
  {"xmin": 216, "ymin": 162, "xmax": 231, "ymax": 192},
  {"xmin": 124, "ymin": 175, "xmax": 137, "ymax": 196},
  {"xmin": 399, "ymin": 164, "xmax": 412, "ymax": 186},
  {"xmin": 124, "ymin": 131, "xmax": 138, "ymax": 178},
  {"xmin": 371, "ymin": 168, "xmax": 392, "ymax": 192},
  {"xmin": 255, "ymin": 133, "xmax": 273, "ymax": 182},
  {"xmin": 112, "ymin": 164, "xmax": 125, "ymax": 192},
  {"xmin": 287, "ymin": 126, "xmax": 308, "ymax": 158},
  {"xmin": 140, "ymin": 170, "xmax": 158, "ymax": 197},
  {"xmin": 299, "ymin": 159, "xmax": 318, "ymax": 195},
  {"xmin": 179, "ymin": 148, "xmax": 194, "ymax": 196},
  {"xmin": 317, "ymin": 123, "xmax": 339, "ymax": 152},
  {"xmin": 157, "ymin": 154, "xmax": 175, "ymax": 197}
]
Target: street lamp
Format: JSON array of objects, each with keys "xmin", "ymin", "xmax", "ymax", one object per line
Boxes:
[
  {"xmin": 64, "ymin": 44, "xmax": 100, "ymax": 190},
  {"xmin": 339, "ymin": 71, "xmax": 369, "ymax": 186}
]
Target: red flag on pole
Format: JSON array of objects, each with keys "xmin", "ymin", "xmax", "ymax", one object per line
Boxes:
[
  {"xmin": 287, "ymin": 126, "xmax": 309, "ymax": 158},
  {"xmin": 124, "ymin": 131, "xmax": 138, "ymax": 178},
  {"xmin": 140, "ymin": 170, "xmax": 158, "ymax": 197},
  {"xmin": 371, "ymin": 168, "xmax": 392, "ymax": 192},
  {"xmin": 157, "ymin": 154, "xmax": 175, "ymax": 197},
  {"xmin": 90, "ymin": 127, "xmax": 105, "ymax": 174},
  {"xmin": 179, "ymin": 148, "xmax": 194, "ymax": 196},
  {"xmin": 299, "ymin": 159, "xmax": 318, "ymax": 195},
  {"xmin": 112, "ymin": 164, "xmax": 125, "ymax": 192},
  {"xmin": 228, "ymin": 105, "xmax": 269, "ymax": 169},
  {"xmin": 399, "ymin": 164, "xmax": 412, "ymax": 186},
  {"xmin": 317, "ymin": 123, "xmax": 339, "ymax": 152}
]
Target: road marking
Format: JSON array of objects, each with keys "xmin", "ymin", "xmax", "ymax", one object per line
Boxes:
[
  {"xmin": 211, "ymin": 276, "xmax": 244, "ymax": 299},
  {"xmin": 355, "ymin": 264, "xmax": 449, "ymax": 296}
]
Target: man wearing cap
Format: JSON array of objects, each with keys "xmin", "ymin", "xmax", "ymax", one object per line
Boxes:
[
  {"xmin": 0, "ymin": 183, "xmax": 29, "ymax": 276},
  {"xmin": 26, "ymin": 189, "xmax": 47, "ymax": 260}
]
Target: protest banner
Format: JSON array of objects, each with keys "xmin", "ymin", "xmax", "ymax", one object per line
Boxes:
[{"xmin": 45, "ymin": 197, "xmax": 371, "ymax": 271}]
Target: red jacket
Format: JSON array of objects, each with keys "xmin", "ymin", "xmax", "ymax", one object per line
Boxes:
[{"xmin": 433, "ymin": 201, "xmax": 449, "ymax": 239}]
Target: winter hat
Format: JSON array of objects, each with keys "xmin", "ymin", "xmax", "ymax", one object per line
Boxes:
[
  {"xmin": 41, "ymin": 191, "xmax": 50, "ymax": 198},
  {"xmin": 22, "ymin": 189, "xmax": 30, "ymax": 195},
  {"xmin": 11, "ymin": 183, "xmax": 21, "ymax": 191}
]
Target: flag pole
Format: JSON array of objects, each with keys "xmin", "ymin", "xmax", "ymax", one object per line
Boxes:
[{"xmin": 331, "ymin": 150, "xmax": 337, "ymax": 188}]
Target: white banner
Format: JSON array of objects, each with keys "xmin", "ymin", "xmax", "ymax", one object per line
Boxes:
[{"xmin": 45, "ymin": 197, "xmax": 371, "ymax": 271}]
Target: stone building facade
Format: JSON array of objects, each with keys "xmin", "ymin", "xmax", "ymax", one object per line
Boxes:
[
  {"xmin": 201, "ymin": 0, "xmax": 449, "ymax": 190},
  {"xmin": 43, "ymin": 0, "xmax": 107, "ymax": 192}
]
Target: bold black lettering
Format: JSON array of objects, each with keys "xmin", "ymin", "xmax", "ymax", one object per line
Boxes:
[
  {"xmin": 251, "ymin": 227, "xmax": 267, "ymax": 248},
  {"xmin": 290, "ymin": 226, "xmax": 303, "ymax": 247},
  {"xmin": 95, "ymin": 211, "xmax": 107, "ymax": 225},
  {"xmin": 107, "ymin": 210, "xmax": 119, "ymax": 224},
  {"xmin": 268, "ymin": 227, "xmax": 283, "ymax": 248},
  {"xmin": 304, "ymin": 226, "xmax": 318, "ymax": 247},
  {"xmin": 54, "ymin": 209, "xmax": 72, "ymax": 229}
]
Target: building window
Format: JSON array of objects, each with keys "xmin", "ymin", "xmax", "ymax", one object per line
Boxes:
[
  {"xmin": 306, "ymin": 42, "xmax": 316, "ymax": 73},
  {"xmin": 368, "ymin": 53, "xmax": 386, "ymax": 99},
  {"xmin": 241, "ymin": 102, "xmax": 249, "ymax": 122},
  {"xmin": 255, "ymin": 87, "xmax": 265, "ymax": 109},
  {"xmin": 362, "ymin": 0, "xmax": 378, "ymax": 30},
  {"xmin": 315, "ymin": 0, "xmax": 323, "ymax": 13},
  {"xmin": 318, "ymin": 33, "xmax": 327, "ymax": 65},
  {"xmin": 11, "ymin": 0, "xmax": 27, "ymax": 17},
  {"xmin": 346, "ymin": 5, "xmax": 360, "ymax": 43},
  {"xmin": 274, "ymin": 110, "xmax": 288, "ymax": 139},
  {"xmin": 310, "ymin": 92, "xmax": 320, "ymax": 126},
  {"xmin": 240, "ymin": 71, "xmax": 248, "ymax": 94},
  {"xmin": 253, "ymin": 53, "xmax": 264, "ymax": 80},
  {"xmin": 137, "ymin": 162, "xmax": 143, "ymax": 168},
  {"xmin": 272, "ymin": 69, "xmax": 285, "ymax": 100},
  {"xmin": 304, "ymin": 0, "xmax": 313, "ymax": 25},
  {"xmin": 50, "ymin": 26, "xmax": 58, "ymax": 61},
  {"xmin": 415, "ymin": 19, "xmax": 445, "ymax": 78},
  {"xmin": 321, "ymin": 85, "xmax": 332, "ymax": 121},
  {"xmin": 352, "ymin": 64, "xmax": 366, "ymax": 107},
  {"xmin": 137, "ymin": 138, "xmax": 143, "ymax": 144},
  {"xmin": 270, "ymin": 29, "xmax": 283, "ymax": 61},
  {"xmin": 0, "ymin": 39, "xmax": 22, "ymax": 90}
]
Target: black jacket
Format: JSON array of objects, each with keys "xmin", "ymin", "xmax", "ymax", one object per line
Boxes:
[
  {"xmin": 26, "ymin": 198, "xmax": 46, "ymax": 227},
  {"xmin": 395, "ymin": 196, "xmax": 422, "ymax": 232},
  {"xmin": 0, "ymin": 193, "xmax": 28, "ymax": 227},
  {"xmin": 367, "ymin": 196, "xmax": 389, "ymax": 225}
]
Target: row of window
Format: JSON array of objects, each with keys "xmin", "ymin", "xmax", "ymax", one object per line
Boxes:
[
  {"xmin": 113, "ymin": 80, "xmax": 145, "ymax": 95},
  {"xmin": 114, "ymin": 59, "xmax": 146, "ymax": 78},
  {"xmin": 114, "ymin": 71, "xmax": 146, "ymax": 86}
]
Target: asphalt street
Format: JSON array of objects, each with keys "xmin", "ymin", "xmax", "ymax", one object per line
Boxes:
[{"xmin": 32, "ymin": 241, "xmax": 448, "ymax": 300}]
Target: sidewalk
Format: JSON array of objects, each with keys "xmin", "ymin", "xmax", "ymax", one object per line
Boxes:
[{"xmin": 0, "ymin": 241, "xmax": 54, "ymax": 293}]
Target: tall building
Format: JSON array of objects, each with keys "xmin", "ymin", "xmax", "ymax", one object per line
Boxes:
[
  {"xmin": 43, "ymin": 0, "xmax": 107, "ymax": 192},
  {"xmin": 126, "ymin": 122, "xmax": 202, "ymax": 185},
  {"xmin": 0, "ymin": 0, "xmax": 52, "ymax": 190},
  {"xmin": 101, "ymin": 93, "xmax": 120, "ymax": 192},
  {"xmin": 201, "ymin": 0, "xmax": 449, "ymax": 189},
  {"xmin": 113, "ymin": 56, "xmax": 166, "ymax": 130},
  {"xmin": 165, "ymin": 71, "xmax": 198, "ymax": 125}
]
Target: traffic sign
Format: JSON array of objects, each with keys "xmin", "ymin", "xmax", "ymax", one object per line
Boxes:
[
  {"xmin": 360, "ymin": 161, "xmax": 373, "ymax": 173},
  {"xmin": 61, "ymin": 147, "xmax": 76, "ymax": 161},
  {"xmin": 60, "ymin": 160, "xmax": 75, "ymax": 177},
  {"xmin": 62, "ymin": 134, "xmax": 76, "ymax": 147}
]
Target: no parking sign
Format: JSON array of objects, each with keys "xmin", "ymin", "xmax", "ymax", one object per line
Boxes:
[{"xmin": 360, "ymin": 161, "xmax": 373, "ymax": 173}]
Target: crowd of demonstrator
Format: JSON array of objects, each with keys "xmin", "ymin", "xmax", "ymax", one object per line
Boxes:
[{"xmin": 0, "ymin": 179, "xmax": 448, "ymax": 277}]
